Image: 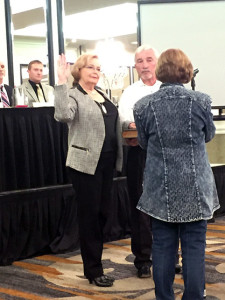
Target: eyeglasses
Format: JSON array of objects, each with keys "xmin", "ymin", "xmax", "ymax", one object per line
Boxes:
[{"xmin": 84, "ymin": 65, "xmax": 101, "ymax": 72}]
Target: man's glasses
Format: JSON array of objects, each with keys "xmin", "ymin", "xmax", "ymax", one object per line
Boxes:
[{"xmin": 84, "ymin": 65, "xmax": 101, "ymax": 72}]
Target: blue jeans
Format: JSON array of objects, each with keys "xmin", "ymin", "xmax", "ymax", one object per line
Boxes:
[{"xmin": 152, "ymin": 218, "xmax": 207, "ymax": 300}]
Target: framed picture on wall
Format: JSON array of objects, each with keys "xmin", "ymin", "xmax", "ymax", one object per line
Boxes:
[
  {"xmin": 110, "ymin": 66, "xmax": 133, "ymax": 106},
  {"xmin": 20, "ymin": 64, "xmax": 29, "ymax": 84}
]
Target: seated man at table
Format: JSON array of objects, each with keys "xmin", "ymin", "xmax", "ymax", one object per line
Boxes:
[
  {"xmin": 0, "ymin": 60, "xmax": 13, "ymax": 107},
  {"xmin": 21, "ymin": 60, "xmax": 54, "ymax": 107}
]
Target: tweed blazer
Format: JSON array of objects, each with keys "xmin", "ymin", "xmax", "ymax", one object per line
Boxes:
[
  {"xmin": 54, "ymin": 84, "xmax": 123, "ymax": 175},
  {"xmin": 21, "ymin": 79, "xmax": 54, "ymax": 107}
]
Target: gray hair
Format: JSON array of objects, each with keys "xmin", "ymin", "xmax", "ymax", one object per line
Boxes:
[{"xmin": 135, "ymin": 45, "xmax": 160, "ymax": 62}]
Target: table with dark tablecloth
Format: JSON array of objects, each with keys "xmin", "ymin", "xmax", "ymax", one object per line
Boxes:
[
  {"xmin": 0, "ymin": 107, "xmax": 69, "ymax": 191},
  {"xmin": 0, "ymin": 107, "xmax": 130, "ymax": 265}
]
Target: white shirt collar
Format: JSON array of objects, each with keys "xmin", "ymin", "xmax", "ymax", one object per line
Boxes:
[{"xmin": 139, "ymin": 78, "xmax": 160, "ymax": 87}]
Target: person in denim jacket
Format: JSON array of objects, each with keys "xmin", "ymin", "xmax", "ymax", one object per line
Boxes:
[{"xmin": 134, "ymin": 48, "xmax": 220, "ymax": 299}]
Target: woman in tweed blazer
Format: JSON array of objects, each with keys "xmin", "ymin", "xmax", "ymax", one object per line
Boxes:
[
  {"xmin": 134, "ymin": 49, "xmax": 219, "ymax": 299},
  {"xmin": 54, "ymin": 53, "xmax": 122, "ymax": 287}
]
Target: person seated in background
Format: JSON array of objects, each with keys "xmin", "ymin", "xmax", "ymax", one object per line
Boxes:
[
  {"xmin": 133, "ymin": 48, "xmax": 220, "ymax": 299},
  {"xmin": 0, "ymin": 60, "xmax": 13, "ymax": 107},
  {"xmin": 54, "ymin": 53, "xmax": 123, "ymax": 287},
  {"xmin": 21, "ymin": 60, "xmax": 54, "ymax": 107}
]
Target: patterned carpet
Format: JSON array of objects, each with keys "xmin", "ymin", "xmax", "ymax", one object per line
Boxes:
[{"xmin": 0, "ymin": 216, "xmax": 224, "ymax": 300}]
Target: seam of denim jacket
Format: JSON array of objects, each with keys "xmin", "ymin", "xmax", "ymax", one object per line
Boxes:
[
  {"xmin": 150, "ymin": 100, "xmax": 170, "ymax": 220},
  {"xmin": 189, "ymin": 97, "xmax": 202, "ymax": 217}
]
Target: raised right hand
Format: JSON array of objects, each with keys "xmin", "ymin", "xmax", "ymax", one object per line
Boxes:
[{"xmin": 57, "ymin": 53, "xmax": 71, "ymax": 85}]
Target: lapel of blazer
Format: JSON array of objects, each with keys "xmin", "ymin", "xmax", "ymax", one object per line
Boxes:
[
  {"xmin": 25, "ymin": 81, "xmax": 38, "ymax": 101},
  {"xmin": 41, "ymin": 84, "xmax": 49, "ymax": 101}
]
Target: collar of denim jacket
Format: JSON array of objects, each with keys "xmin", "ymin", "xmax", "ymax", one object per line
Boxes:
[{"xmin": 160, "ymin": 82, "xmax": 184, "ymax": 89}]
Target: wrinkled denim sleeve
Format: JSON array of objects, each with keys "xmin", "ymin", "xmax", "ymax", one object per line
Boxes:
[
  {"xmin": 134, "ymin": 99, "xmax": 148, "ymax": 149},
  {"xmin": 200, "ymin": 96, "xmax": 216, "ymax": 143}
]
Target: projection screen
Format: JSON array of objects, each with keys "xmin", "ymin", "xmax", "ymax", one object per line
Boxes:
[{"xmin": 138, "ymin": 0, "xmax": 225, "ymax": 107}]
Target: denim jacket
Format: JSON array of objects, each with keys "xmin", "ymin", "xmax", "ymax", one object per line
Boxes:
[{"xmin": 133, "ymin": 83, "xmax": 220, "ymax": 222}]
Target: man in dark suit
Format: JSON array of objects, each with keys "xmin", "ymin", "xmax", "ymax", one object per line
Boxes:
[{"xmin": 0, "ymin": 60, "xmax": 13, "ymax": 107}]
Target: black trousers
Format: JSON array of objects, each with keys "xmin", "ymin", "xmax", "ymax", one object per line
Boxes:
[
  {"xmin": 69, "ymin": 152, "xmax": 115, "ymax": 279},
  {"xmin": 126, "ymin": 146, "xmax": 152, "ymax": 269}
]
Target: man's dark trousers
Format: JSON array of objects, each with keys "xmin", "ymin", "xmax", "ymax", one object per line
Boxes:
[{"xmin": 127, "ymin": 145, "xmax": 152, "ymax": 269}]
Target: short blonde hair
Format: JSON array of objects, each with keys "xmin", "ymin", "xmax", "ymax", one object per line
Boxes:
[
  {"xmin": 71, "ymin": 54, "xmax": 99, "ymax": 84},
  {"xmin": 155, "ymin": 49, "xmax": 193, "ymax": 84}
]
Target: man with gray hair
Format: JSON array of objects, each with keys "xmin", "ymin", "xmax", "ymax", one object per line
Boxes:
[
  {"xmin": 119, "ymin": 45, "xmax": 161, "ymax": 278},
  {"xmin": 119, "ymin": 45, "xmax": 182, "ymax": 278}
]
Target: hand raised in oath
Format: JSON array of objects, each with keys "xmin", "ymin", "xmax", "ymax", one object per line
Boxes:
[{"xmin": 57, "ymin": 53, "xmax": 71, "ymax": 85}]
